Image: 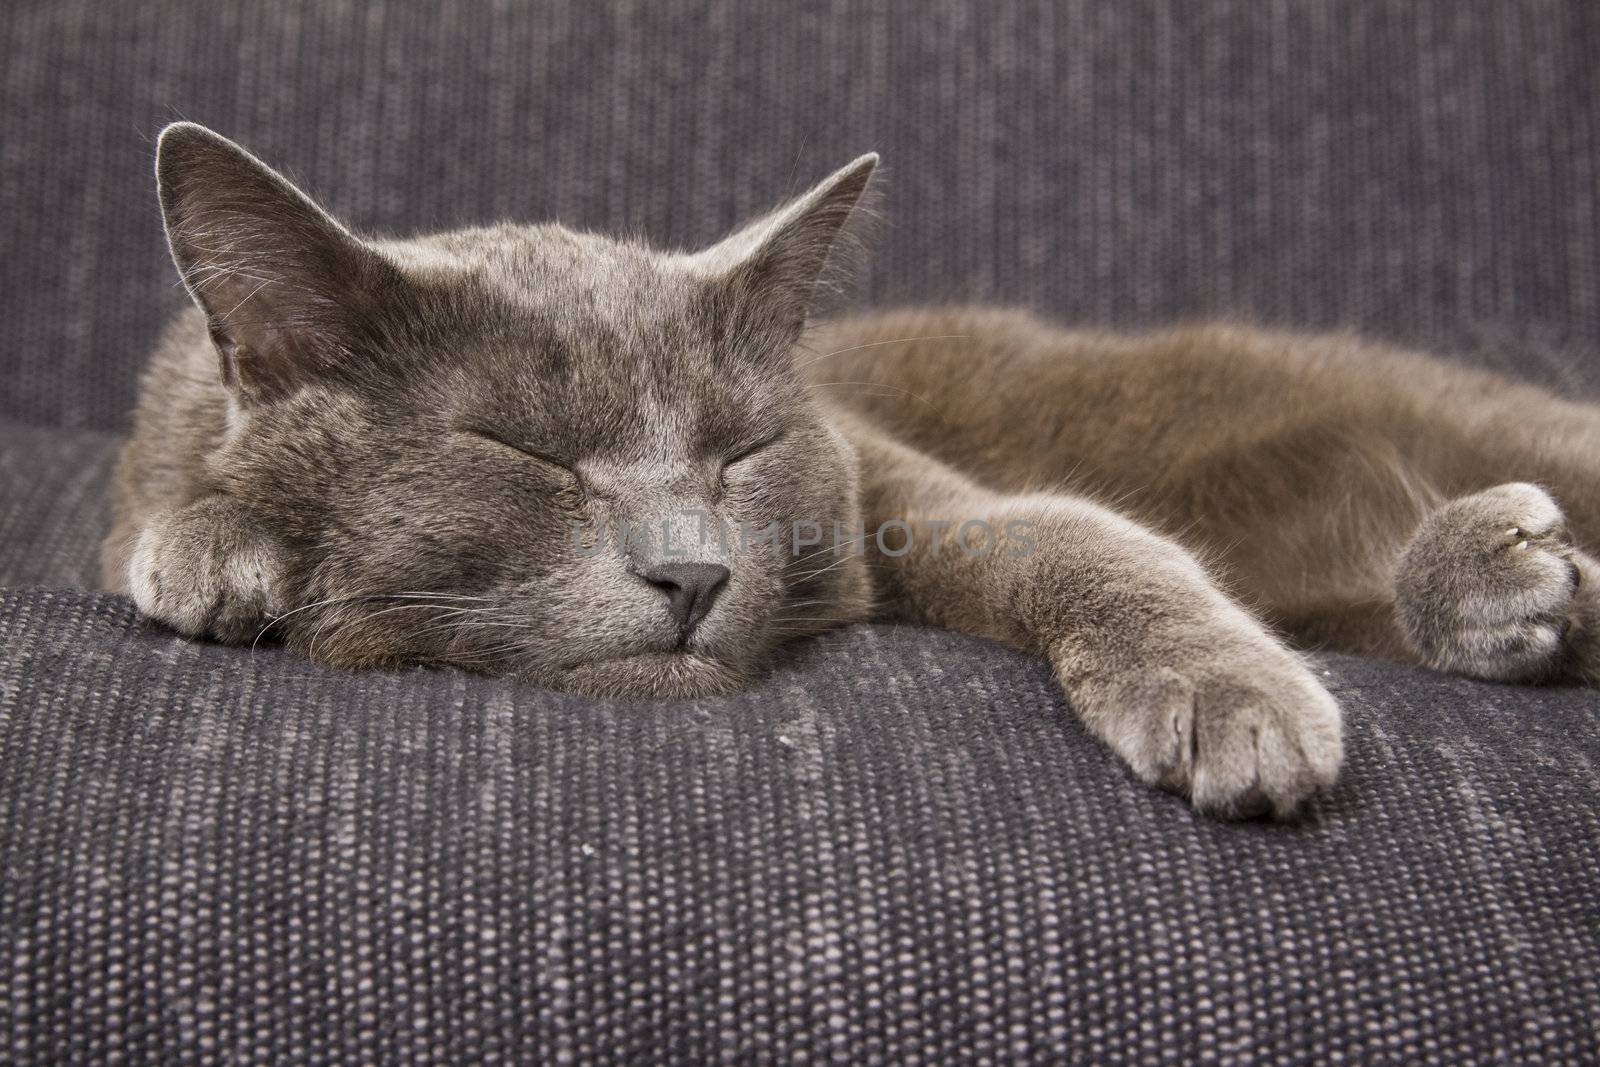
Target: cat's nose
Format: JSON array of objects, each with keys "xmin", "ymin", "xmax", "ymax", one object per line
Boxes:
[{"xmin": 640, "ymin": 562, "xmax": 731, "ymax": 635}]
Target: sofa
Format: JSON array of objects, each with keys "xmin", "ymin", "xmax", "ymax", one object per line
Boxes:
[{"xmin": 3, "ymin": 3, "xmax": 1598, "ymax": 1062}]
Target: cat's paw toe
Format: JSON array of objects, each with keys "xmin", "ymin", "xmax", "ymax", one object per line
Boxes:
[
  {"xmin": 1088, "ymin": 660, "xmax": 1342, "ymax": 819},
  {"xmin": 1191, "ymin": 670, "xmax": 1342, "ymax": 818},
  {"xmin": 1396, "ymin": 483, "xmax": 1580, "ymax": 680},
  {"xmin": 1478, "ymin": 482, "xmax": 1567, "ymax": 540}
]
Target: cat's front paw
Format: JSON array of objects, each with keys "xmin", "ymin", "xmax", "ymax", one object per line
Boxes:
[
  {"xmin": 1395, "ymin": 483, "xmax": 1584, "ymax": 681},
  {"xmin": 1062, "ymin": 639, "xmax": 1343, "ymax": 818},
  {"xmin": 127, "ymin": 499, "xmax": 284, "ymax": 644}
]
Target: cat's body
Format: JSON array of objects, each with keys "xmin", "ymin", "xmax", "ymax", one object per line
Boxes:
[
  {"xmin": 105, "ymin": 124, "xmax": 1600, "ymax": 819},
  {"xmin": 807, "ymin": 310, "xmax": 1600, "ymax": 675}
]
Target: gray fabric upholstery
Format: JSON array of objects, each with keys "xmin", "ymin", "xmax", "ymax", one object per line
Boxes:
[
  {"xmin": 4, "ymin": 591, "xmax": 1599, "ymax": 1063},
  {"xmin": 3, "ymin": 1, "xmax": 1600, "ymax": 1062},
  {"xmin": 0, "ymin": 421, "xmax": 117, "ymax": 590}
]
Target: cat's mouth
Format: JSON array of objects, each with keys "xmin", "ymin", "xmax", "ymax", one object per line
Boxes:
[
  {"xmin": 562, "ymin": 649, "xmax": 694, "ymax": 669},
  {"xmin": 544, "ymin": 647, "xmax": 750, "ymax": 699}
]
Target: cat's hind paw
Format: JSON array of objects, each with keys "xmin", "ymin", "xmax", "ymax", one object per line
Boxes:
[{"xmin": 1395, "ymin": 483, "xmax": 1585, "ymax": 682}]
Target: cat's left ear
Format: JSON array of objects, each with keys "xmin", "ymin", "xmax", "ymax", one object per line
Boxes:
[{"xmin": 687, "ymin": 154, "xmax": 879, "ymax": 334}]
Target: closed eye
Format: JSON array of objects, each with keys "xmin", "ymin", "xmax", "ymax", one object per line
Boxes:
[
  {"xmin": 720, "ymin": 435, "xmax": 787, "ymax": 489},
  {"xmin": 457, "ymin": 429, "xmax": 578, "ymax": 482},
  {"xmin": 723, "ymin": 432, "xmax": 784, "ymax": 472}
]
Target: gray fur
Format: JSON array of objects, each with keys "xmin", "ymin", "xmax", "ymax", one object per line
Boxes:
[
  {"xmin": 105, "ymin": 124, "xmax": 1600, "ymax": 820},
  {"xmin": 807, "ymin": 311, "xmax": 1600, "ymax": 698}
]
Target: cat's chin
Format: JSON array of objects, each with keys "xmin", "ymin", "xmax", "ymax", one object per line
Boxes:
[{"xmin": 534, "ymin": 650, "xmax": 752, "ymax": 700}]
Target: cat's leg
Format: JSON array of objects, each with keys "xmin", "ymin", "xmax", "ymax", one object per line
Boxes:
[
  {"xmin": 1027, "ymin": 509, "xmax": 1345, "ymax": 817},
  {"xmin": 1394, "ymin": 482, "xmax": 1599, "ymax": 684},
  {"xmin": 841, "ymin": 415, "xmax": 1342, "ymax": 818},
  {"xmin": 125, "ymin": 496, "xmax": 286, "ymax": 644}
]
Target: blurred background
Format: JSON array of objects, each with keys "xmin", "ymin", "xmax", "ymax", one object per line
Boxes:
[{"xmin": 3, "ymin": 1, "xmax": 1598, "ymax": 431}]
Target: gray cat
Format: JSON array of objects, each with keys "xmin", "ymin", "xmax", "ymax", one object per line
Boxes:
[{"xmin": 105, "ymin": 123, "xmax": 1600, "ymax": 819}]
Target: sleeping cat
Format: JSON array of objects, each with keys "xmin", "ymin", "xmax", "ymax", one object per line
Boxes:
[{"xmin": 105, "ymin": 123, "xmax": 1600, "ymax": 819}]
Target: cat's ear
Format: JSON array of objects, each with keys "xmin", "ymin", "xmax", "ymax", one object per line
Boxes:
[
  {"xmin": 156, "ymin": 122, "xmax": 401, "ymax": 401},
  {"xmin": 688, "ymin": 154, "xmax": 879, "ymax": 333}
]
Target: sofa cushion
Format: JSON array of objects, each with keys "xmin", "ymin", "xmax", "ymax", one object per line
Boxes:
[
  {"xmin": 0, "ymin": 420, "xmax": 117, "ymax": 590},
  {"xmin": 2, "ymin": 589, "xmax": 1597, "ymax": 1062}
]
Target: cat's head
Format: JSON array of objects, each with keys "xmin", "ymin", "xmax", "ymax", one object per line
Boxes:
[{"xmin": 155, "ymin": 122, "xmax": 877, "ymax": 697}]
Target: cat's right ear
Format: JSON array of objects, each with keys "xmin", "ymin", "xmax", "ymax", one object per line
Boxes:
[
  {"xmin": 156, "ymin": 122, "xmax": 401, "ymax": 401},
  {"xmin": 685, "ymin": 154, "xmax": 879, "ymax": 338}
]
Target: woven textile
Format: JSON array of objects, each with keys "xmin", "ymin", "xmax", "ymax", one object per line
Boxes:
[
  {"xmin": 0, "ymin": 421, "xmax": 116, "ymax": 590},
  {"xmin": 2, "ymin": 1, "xmax": 1599, "ymax": 430},
  {"xmin": 4, "ymin": 592, "xmax": 1599, "ymax": 1063}
]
